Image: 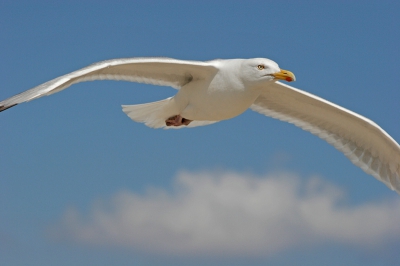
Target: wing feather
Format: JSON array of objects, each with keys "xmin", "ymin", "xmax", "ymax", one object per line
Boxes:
[
  {"xmin": 251, "ymin": 81, "xmax": 400, "ymax": 193},
  {"xmin": 0, "ymin": 57, "xmax": 218, "ymax": 111}
]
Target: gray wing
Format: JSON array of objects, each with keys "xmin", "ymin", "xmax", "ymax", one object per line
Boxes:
[
  {"xmin": 251, "ymin": 81, "xmax": 400, "ymax": 193},
  {"xmin": 0, "ymin": 57, "xmax": 218, "ymax": 112}
]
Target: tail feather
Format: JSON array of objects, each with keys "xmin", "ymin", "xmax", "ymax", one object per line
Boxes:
[
  {"xmin": 122, "ymin": 97, "xmax": 219, "ymax": 129},
  {"xmin": 122, "ymin": 97, "xmax": 176, "ymax": 128}
]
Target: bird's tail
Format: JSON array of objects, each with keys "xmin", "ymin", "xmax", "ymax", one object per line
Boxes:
[
  {"xmin": 122, "ymin": 97, "xmax": 179, "ymax": 129},
  {"xmin": 122, "ymin": 97, "xmax": 219, "ymax": 129}
]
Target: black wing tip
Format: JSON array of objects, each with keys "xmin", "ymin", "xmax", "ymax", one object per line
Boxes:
[{"xmin": 0, "ymin": 103, "xmax": 18, "ymax": 112}]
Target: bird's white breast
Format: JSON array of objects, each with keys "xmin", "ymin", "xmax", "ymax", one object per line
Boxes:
[{"xmin": 175, "ymin": 67, "xmax": 262, "ymax": 121}]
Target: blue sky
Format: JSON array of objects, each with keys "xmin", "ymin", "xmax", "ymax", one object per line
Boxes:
[{"xmin": 1, "ymin": 1, "xmax": 400, "ymax": 266}]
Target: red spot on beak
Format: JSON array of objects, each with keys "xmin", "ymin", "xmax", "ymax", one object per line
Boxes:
[{"xmin": 286, "ymin": 77, "xmax": 293, "ymax": 82}]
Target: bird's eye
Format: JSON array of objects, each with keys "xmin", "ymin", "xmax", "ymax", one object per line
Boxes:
[{"xmin": 257, "ymin": 65, "xmax": 265, "ymax": 70}]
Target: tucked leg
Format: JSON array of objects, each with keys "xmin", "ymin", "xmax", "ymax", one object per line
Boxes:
[{"xmin": 165, "ymin": 115, "xmax": 192, "ymax": 126}]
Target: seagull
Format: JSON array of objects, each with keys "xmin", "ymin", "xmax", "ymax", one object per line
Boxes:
[{"xmin": 1, "ymin": 57, "xmax": 399, "ymax": 193}]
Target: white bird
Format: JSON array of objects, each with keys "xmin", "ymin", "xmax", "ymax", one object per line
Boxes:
[{"xmin": 1, "ymin": 57, "xmax": 399, "ymax": 193}]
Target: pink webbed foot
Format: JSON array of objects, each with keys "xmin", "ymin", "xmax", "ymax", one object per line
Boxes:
[{"xmin": 165, "ymin": 115, "xmax": 192, "ymax": 126}]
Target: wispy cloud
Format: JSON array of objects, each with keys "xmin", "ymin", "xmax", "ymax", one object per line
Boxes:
[{"xmin": 49, "ymin": 171, "xmax": 400, "ymax": 257}]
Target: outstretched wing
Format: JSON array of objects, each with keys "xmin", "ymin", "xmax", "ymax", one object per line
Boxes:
[
  {"xmin": 0, "ymin": 57, "xmax": 218, "ymax": 112},
  {"xmin": 251, "ymin": 81, "xmax": 400, "ymax": 193}
]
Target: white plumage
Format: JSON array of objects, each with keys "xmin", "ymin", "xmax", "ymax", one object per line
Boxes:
[{"xmin": 1, "ymin": 57, "xmax": 399, "ymax": 193}]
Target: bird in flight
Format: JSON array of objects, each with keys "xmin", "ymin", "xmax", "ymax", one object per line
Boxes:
[{"xmin": 1, "ymin": 57, "xmax": 399, "ymax": 193}]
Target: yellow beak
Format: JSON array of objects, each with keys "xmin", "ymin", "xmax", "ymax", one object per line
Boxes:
[{"xmin": 272, "ymin": 69, "xmax": 296, "ymax": 82}]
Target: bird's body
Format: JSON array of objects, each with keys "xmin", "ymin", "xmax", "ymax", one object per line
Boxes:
[
  {"xmin": 1, "ymin": 57, "xmax": 399, "ymax": 194},
  {"xmin": 173, "ymin": 59, "xmax": 264, "ymax": 122}
]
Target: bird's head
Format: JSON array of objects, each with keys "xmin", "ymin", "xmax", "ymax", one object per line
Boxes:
[{"xmin": 240, "ymin": 58, "xmax": 296, "ymax": 86}]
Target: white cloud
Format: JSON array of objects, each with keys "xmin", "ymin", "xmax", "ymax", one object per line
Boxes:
[{"xmin": 50, "ymin": 171, "xmax": 400, "ymax": 257}]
